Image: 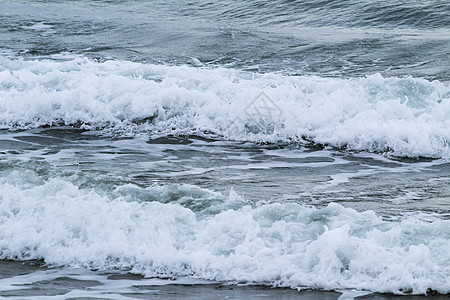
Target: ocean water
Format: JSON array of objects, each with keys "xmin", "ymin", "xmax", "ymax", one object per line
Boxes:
[{"xmin": 0, "ymin": 0, "xmax": 449, "ymax": 299}]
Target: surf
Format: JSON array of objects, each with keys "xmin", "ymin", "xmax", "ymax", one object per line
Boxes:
[{"xmin": 1, "ymin": 55, "xmax": 449, "ymax": 158}]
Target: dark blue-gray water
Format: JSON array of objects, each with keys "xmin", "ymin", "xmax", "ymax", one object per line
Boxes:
[
  {"xmin": 0, "ymin": 1, "xmax": 449, "ymax": 299},
  {"xmin": 2, "ymin": 0, "xmax": 449, "ymax": 79}
]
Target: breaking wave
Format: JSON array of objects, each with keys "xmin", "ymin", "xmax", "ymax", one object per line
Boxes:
[
  {"xmin": 1, "ymin": 55, "xmax": 449, "ymax": 158},
  {"xmin": 0, "ymin": 171, "xmax": 449, "ymax": 295}
]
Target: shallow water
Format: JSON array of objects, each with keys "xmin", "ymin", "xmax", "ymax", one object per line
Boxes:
[
  {"xmin": 0, "ymin": 0, "xmax": 449, "ymax": 298},
  {"xmin": 1, "ymin": 260, "xmax": 449, "ymax": 300}
]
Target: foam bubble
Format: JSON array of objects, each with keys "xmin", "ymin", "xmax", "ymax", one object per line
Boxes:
[
  {"xmin": 0, "ymin": 174, "xmax": 448, "ymax": 295},
  {"xmin": 22, "ymin": 22, "xmax": 54, "ymax": 31},
  {"xmin": 1, "ymin": 56, "xmax": 449, "ymax": 158}
]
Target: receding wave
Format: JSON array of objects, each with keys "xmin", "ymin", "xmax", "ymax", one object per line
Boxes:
[{"xmin": 1, "ymin": 56, "xmax": 449, "ymax": 158}]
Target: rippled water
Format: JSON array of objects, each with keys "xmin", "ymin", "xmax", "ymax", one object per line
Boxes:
[
  {"xmin": 0, "ymin": 0, "xmax": 449, "ymax": 299},
  {"xmin": 2, "ymin": 0, "xmax": 449, "ymax": 79}
]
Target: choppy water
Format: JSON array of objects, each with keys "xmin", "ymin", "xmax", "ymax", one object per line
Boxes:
[{"xmin": 0, "ymin": 0, "xmax": 449, "ymax": 299}]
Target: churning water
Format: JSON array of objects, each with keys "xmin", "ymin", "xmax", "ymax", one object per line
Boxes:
[{"xmin": 0, "ymin": 1, "xmax": 449, "ymax": 299}]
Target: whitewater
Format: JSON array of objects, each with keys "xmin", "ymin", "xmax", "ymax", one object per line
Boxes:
[
  {"xmin": 1, "ymin": 56, "xmax": 449, "ymax": 158},
  {"xmin": 1, "ymin": 0, "xmax": 449, "ymax": 299},
  {"xmin": 1, "ymin": 175, "xmax": 449, "ymax": 295}
]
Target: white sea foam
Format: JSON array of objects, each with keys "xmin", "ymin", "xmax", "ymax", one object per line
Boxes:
[
  {"xmin": 22, "ymin": 22, "xmax": 54, "ymax": 31},
  {"xmin": 0, "ymin": 173, "xmax": 449, "ymax": 295},
  {"xmin": 1, "ymin": 55, "xmax": 449, "ymax": 158}
]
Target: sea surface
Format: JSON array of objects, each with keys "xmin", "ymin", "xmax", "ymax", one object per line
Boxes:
[{"xmin": 0, "ymin": 0, "xmax": 449, "ymax": 299}]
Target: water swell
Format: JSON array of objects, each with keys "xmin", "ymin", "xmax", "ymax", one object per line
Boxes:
[{"xmin": 182, "ymin": 0, "xmax": 450, "ymax": 29}]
